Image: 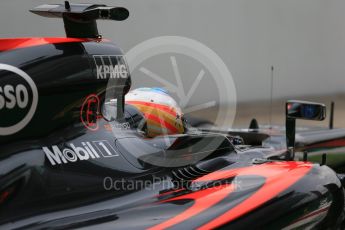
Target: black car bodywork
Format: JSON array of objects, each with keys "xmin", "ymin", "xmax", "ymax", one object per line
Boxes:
[{"xmin": 0, "ymin": 3, "xmax": 345, "ymax": 229}]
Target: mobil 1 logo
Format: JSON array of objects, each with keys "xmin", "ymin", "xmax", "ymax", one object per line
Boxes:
[
  {"xmin": 93, "ymin": 55, "xmax": 129, "ymax": 79},
  {"xmin": 43, "ymin": 140, "xmax": 119, "ymax": 166},
  {"xmin": 0, "ymin": 64, "xmax": 38, "ymax": 136}
]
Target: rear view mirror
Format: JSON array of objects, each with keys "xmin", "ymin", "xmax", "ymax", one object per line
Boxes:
[
  {"xmin": 285, "ymin": 100, "xmax": 327, "ymax": 158},
  {"xmin": 286, "ymin": 100, "xmax": 326, "ymax": 121}
]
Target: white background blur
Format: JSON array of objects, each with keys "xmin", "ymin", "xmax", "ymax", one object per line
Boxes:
[{"xmin": 1, "ymin": 0, "xmax": 344, "ymax": 128}]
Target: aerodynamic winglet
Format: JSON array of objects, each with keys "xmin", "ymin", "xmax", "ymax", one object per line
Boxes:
[{"xmin": 30, "ymin": 1, "xmax": 129, "ymax": 38}]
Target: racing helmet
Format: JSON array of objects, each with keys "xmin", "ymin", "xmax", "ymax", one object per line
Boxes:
[{"xmin": 125, "ymin": 88, "xmax": 185, "ymax": 137}]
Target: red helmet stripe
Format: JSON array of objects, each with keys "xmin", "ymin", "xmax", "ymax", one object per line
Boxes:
[
  {"xmin": 126, "ymin": 100, "xmax": 178, "ymax": 117},
  {"xmin": 144, "ymin": 113, "xmax": 179, "ymax": 134}
]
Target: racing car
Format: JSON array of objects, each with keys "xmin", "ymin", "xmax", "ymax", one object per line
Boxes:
[{"xmin": 1, "ymin": 2, "xmax": 345, "ymax": 229}]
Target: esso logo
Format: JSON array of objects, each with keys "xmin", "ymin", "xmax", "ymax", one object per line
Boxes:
[
  {"xmin": 0, "ymin": 64, "xmax": 38, "ymax": 136},
  {"xmin": 0, "ymin": 84, "xmax": 29, "ymax": 109}
]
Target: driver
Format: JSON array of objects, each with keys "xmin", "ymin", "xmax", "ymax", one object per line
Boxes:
[{"xmin": 125, "ymin": 87, "xmax": 185, "ymax": 137}]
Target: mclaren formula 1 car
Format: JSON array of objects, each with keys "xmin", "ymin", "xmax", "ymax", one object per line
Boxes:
[{"xmin": 1, "ymin": 2, "xmax": 345, "ymax": 230}]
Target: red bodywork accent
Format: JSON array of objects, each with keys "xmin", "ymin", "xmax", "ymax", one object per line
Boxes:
[
  {"xmin": 0, "ymin": 186, "xmax": 15, "ymax": 204},
  {"xmin": 150, "ymin": 184, "xmax": 236, "ymax": 230},
  {"xmin": 291, "ymin": 206, "xmax": 330, "ymax": 225},
  {"xmin": 80, "ymin": 94, "xmax": 101, "ymax": 131},
  {"xmin": 150, "ymin": 161, "xmax": 312, "ymax": 229},
  {"xmin": 155, "ymin": 188, "xmax": 185, "ymax": 198},
  {"xmin": 0, "ymin": 191, "xmax": 10, "ymax": 204},
  {"xmin": 0, "ymin": 37, "xmax": 101, "ymax": 51},
  {"xmin": 308, "ymin": 138, "xmax": 345, "ymax": 149}
]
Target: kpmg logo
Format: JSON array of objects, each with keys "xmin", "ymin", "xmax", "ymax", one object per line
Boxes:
[
  {"xmin": 93, "ymin": 55, "xmax": 128, "ymax": 79},
  {"xmin": 43, "ymin": 140, "xmax": 119, "ymax": 165}
]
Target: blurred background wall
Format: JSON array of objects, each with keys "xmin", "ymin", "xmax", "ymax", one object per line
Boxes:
[{"xmin": 1, "ymin": 0, "xmax": 344, "ymax": 128}]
